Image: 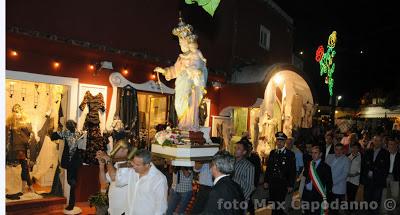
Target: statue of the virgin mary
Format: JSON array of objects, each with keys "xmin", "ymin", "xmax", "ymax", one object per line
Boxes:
[{"xmin": 154, "ymin": 17, "xmax": 208, "ymax": 131}]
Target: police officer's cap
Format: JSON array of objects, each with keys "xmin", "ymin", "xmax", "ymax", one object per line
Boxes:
[{"xmin": 275, "ymin": 132, "xmax": 287, "ymax": 140}]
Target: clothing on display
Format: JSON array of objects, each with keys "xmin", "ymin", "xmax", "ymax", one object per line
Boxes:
[
  {"xmin": 58, "ymin": 100, "xmax": 64, "ymax": 130},
  {"xmin": 5, "ymin": 165, "xmax": 23, "ymax": 196},
  {"xmin": 30, "ymin": 136, "xmax": 58, "ymax": 182},
  {"xmin": 6, "ymin": 104, "xmax": 34, "ymax": 193},
  {"xmin": 116, "ymin": 87, "xmax": 139, "ymax": 142},
  {"xmin": 168, "ymin": 95, "xmax": 178, "ymax": 128},
  {"xmin": 6, "ymin": 126, "xmax": 32, "ymax": 163},
  {"xmin": 47, "ymin": 163, "xmax": 63, "ymax": 197},
  {"xmin": 30, "ymin": 115, "xmax": 55, "ymax": 163},
  {"xmin": 79, "ymin": 91, "xmax": 107, "ymax": 164}
]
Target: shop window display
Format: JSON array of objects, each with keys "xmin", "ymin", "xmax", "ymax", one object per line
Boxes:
[
  {"xmin": 233, "ymin": 108, "xmax": 248, "ymax": 136},
  {"xmin": 5, "ymin": 79, "xmax": 68, "ymax": 201},
  {"xmin": 137, "ymin": 92, "xmax": 168, "ymax": 147}
]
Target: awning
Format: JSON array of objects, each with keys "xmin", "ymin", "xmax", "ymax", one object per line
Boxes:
[{"xmin": 358, "ymin": 106, "xmax": 400, "ymax": 118}]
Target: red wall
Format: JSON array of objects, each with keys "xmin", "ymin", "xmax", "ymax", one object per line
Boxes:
[
  {"xmin": 6, "ymin": 0, "xmax": 293, "ymax": 75},
  {"xmin": 6, "ymin": 0, "xmax": 235, "ymax": 72},
  {"xmin": 6, "ymin": 33, "xmax": 226, "ymax": 120}
]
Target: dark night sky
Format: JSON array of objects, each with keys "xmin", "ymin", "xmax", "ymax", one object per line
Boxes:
[{"xmin": 277, "ymin": 0, "xmax": 400, "ymax": 107}]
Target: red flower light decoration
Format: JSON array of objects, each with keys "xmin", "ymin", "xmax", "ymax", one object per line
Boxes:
[{"xmin": 315, "ymin": 45, "xmax": 324, "ymax": 62}]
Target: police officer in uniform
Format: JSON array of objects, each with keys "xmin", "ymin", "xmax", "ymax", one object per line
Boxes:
[{"xmin": 264, "ymin": 132, "xmax": 296, "ymax": 215}]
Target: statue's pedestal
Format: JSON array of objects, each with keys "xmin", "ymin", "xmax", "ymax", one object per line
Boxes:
[{"xmin": 151, "ymin": 143, "xmax": 219, "ymax": 166}]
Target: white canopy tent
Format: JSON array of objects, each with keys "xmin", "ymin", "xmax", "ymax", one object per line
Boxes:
[{"xmin": 358, "ymin": 106, "xmax": 400, "ymax": 118}]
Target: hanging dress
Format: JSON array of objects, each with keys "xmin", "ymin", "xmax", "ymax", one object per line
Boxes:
[{"xmin": 79, "ymin": 91, "xmax": 107, "ymax": 164}]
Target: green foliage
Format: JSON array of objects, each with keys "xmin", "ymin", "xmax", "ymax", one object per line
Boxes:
[
  {"xmin": 161, "ymin": 139, "xmax": 174, "ymax": 147},
  {"xmin": 185, "ymin": 0, "xmax": 221, "ymax": 16},
  {"xmin": 88, "ymin": 192, "xmax": 108, "ymax": 208}
]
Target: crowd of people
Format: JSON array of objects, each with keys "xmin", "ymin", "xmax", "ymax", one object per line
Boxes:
[{"xmin": 94, "ymin": 125, "xmax": 399, "ymax": 215}]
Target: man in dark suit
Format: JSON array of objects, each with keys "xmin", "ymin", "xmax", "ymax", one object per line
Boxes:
[
  {"xmin": 360, "ymin": 134, "xmax": 390, "ymax": 215},
  {"xmin": 322, "ymin": 130, "xmax": 335, "ymax": 161},
  {"xmin": 301, "ymin": 145, "xmax": 333, "ymax": 215},
  {"xmin": 382, "ymin": 135, "xmax": 400, "ymax": 214},
  {"xmin": 242, "ymin": 137, "xmax": 262, "ymax": 189},
  {"xmin": 264, "ymin": 132, "xmax": 296, "ymax": 215},
  {"xmin": 303, "ymin": 141, "xmax": 313, "ymax": 170},
  {"xmin": 202, "ymin": 151, "xmax": 245, "ymax": 215}
]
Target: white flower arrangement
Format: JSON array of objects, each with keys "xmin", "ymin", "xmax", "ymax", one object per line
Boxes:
[{"xmin": 154, "ymin": 127, "xmax": 184, "ymax": 146}]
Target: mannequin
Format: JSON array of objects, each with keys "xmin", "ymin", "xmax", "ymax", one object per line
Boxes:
[
  {"xmin": 6, "ymin": 104, "xmax": 35, "ymax": 197},
  {"xmin": 51, "ymin": 120, "xmax": 85, "ymax": 212}
]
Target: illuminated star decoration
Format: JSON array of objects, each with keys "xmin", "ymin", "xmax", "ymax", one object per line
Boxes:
[{"xmin": 315, "ymin": 31, "xmax": 337, "ymax": 96}]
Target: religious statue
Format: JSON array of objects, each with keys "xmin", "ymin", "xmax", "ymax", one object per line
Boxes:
[
  {"xmin": 154, "ymin": 17, "xmax": 208, "ymax": 131},
  {"xmin": 301, "ymin": 101, "xmax": 314, "ymax": 128}
]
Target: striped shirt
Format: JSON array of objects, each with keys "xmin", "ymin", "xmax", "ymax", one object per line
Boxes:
[{"xmin": 233, "ymin": 158, "xmax": 255, "ymax": 200}]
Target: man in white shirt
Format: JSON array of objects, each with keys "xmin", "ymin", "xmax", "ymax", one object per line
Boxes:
[
  {"xmin": 114, "ymin": 149, "xmax": 168, "ymax": 215},
  {"xmin": 326, "ymin": 143, "xmax": 350, "ymax": 215}
]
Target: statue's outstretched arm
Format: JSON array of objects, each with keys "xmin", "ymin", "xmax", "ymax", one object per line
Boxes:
[{"xmin": 154, "ymin": 58, "xmax": 181, "ymax": 81}]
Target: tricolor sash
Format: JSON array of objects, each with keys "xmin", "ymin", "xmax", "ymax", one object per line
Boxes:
[{"xmin": 308, "ymin": 161, "xmax": 328, "ymax": 215}]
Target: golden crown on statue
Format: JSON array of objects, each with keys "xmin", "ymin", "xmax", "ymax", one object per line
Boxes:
[{"xmin": 172, "ymin": 15, "xmax": 198, "ymax": 43}]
